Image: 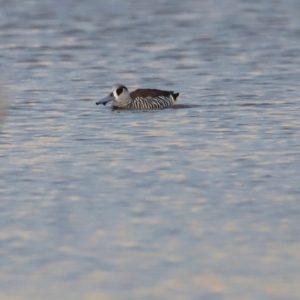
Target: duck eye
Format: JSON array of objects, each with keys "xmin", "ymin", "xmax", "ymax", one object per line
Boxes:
[{"xmin": 116, "ymin": 87, "xmax": 123, "ymax": 96}]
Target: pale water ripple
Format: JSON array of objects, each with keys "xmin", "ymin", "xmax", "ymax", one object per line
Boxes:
[{"xmin": 0, "ymin": 0, "xmax": 300, "ymax": 299}]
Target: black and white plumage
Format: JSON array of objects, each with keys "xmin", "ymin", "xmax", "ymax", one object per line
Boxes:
[{"xmin": 96, "ymin": 84, "xmax": 180, "ymax": 109}]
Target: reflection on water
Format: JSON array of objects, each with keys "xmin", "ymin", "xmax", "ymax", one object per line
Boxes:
[
  {"xmin": 1, "ymin": 0, "xmax": 300, "ymax": 299},
  {"xmin": 0, "ymin": 84, "xmax": 7, "ymax": 123}
]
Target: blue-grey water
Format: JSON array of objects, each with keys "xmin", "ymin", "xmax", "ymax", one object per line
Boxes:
[{"xmin": 1, "ymin": 0, "xmax": 300, "ymax": 299}]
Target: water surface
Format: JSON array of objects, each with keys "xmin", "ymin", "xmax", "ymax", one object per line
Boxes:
[{"xmin": 0, "ymin": 0, "xmax": 300, "ymax": 299}]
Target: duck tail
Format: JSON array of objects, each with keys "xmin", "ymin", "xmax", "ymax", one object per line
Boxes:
[{"xmin": 172, "ymin": 93, "xmax": 180, "ymax": 101}]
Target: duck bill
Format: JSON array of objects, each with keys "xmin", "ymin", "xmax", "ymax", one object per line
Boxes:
[{"xmin": 96, "ymin": 95, "xmax": 113, "ymax": 106}]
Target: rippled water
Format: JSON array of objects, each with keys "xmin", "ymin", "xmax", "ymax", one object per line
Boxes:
[{"xmin": 1, "ymin": 0, "xmax": 300, "ymax": 299}]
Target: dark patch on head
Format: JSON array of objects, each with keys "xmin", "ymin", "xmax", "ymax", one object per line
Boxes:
[{"xmin": 116, "ymin": 87, "xmax": 123, "ymax": 96}]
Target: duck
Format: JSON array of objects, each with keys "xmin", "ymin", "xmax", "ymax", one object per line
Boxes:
[{"xmin": 96, "ymin": 84, "xmax": 179, "ymax": 109}]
